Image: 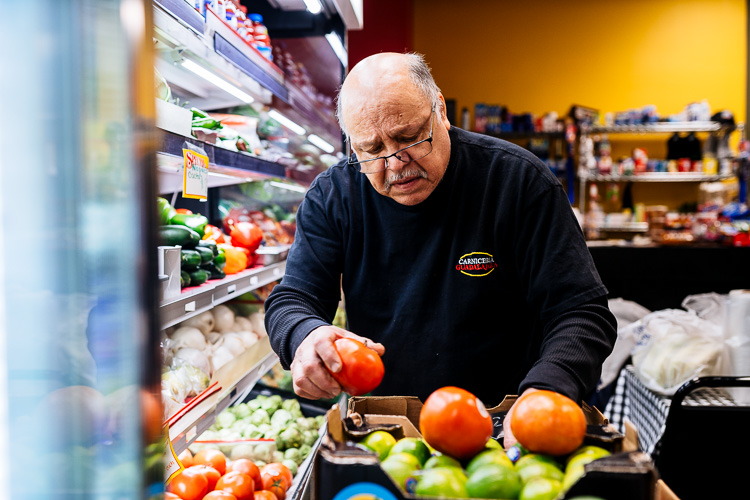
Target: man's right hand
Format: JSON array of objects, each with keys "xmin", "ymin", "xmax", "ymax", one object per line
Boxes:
[{"xmin": 290, "ymin": 325, "xmax": 385, "ymax": 400}]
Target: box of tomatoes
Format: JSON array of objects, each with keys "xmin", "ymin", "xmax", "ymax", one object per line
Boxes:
[{"xmin": 312, "ymin": 393, "xmax": 678, "ymax": 500}]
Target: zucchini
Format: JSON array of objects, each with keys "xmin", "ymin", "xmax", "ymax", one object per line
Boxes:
[
  {"xmin": 181, "ymin": 249, "xmax": 202, "ymax": 271},
  {"xmin": 180, "ymin": 271, "xmax": 190, "ymax": 288},
  {"xmin": 170, "ymin": 213, "xmax": 208, "ymax": 237},
  {"xmin": 188, "ymin": 269, "xmax": 209, "ymax": 286},
  {"xmin": 197, "ymin": 240, "xmax": 218, "ymax": 257},
  {"xmin": 201, "ymin": 262, "xmax": 226, "ymax": 280},
  {"xmin": 194, "ymin": 246, "xmax": 214, "ymax": 265},
  {"xmin": 213, "ymin": 250, "xmax": 226, "ymax": 268},
  {"xmin": 160, "ymin": 225, "xmax": 200, "ymax": 248}
]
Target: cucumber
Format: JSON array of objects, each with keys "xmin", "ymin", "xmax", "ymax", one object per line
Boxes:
[
  {"xmin": 194, "ymin": 246, "xmax": 214, "ymax": 265},
  {"xmin": 180, "ymin": 271, "xmax": 190, "ymax": 288},
  {"xmin": 181, "ymin": 249, "xmax": 202, "ymax": 271},
  {"xmin": 188, "ymin": 269, "xmax": 209, "ymax": 286},
  {"xmin": 197, "ymin": 240, "xmax": 218, "ymax": 257},
  {"xmin": 201, "ymin": 262, "xmax": 226, "ymax": 280},
  {"xmin": 160, "ymin": 225, "xmax": 200, "ymax": 248}
]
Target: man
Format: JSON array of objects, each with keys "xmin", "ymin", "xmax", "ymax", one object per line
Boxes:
[{"xmin": 264, "ymin": 52, "xmax": 616, "ymax": 447}]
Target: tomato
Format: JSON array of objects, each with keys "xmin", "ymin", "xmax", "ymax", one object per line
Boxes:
[
  {"xmin": 260, "ymin": 466, "xmax": 290, "ymax": 500},
  {"xmin": 329, "ymin": 338, "xmax": 385, "ymax": 396},
  {"xmin": 260, "ymin": 463, "xmax": 293, "ymax": 489},
  {"xmin": 175, "ymin": 208, "xmax": 194, "ymax": 215},
  {"xmin": 164, "ymin": 493, "xmax": 181, "ymax": 500},
  {"xmin": 215, "ymin": 471, "xmax": 255, "ymax": 500},
  {"xmin": 178, "ymin": 449, "xmax": 193, "ymax": 468},
  {"xmin": 204, "ymin": 491, "xmax": 238, "ymax": 500},
  {"xmin": 254, "ymin": 491, "xmax": 278, "ymax": 500},
  {"xmin": 167, "ymin": 467, "xmax": 208, "ymax": 500},
  {"xmin": 509, "ymin": 390, "xmax": 586, "ymax": 456},
  {"xmin": 186, "ymin": 464, "xmax": 220, "ymax": 491},
  {"xmin": 193, "ymin": 449, "xmax": 227, "ymax": 475},
  {"xmin": 228, "ymin": 459, "xmax": 262, "ymax": 490},
  {"xmin": 419, "ymin": 386, "xmax": 493, "ymax": 460},
  {"xmin": 230, "ymin": 221, "xmax": 264, "ymax": 253},
  {"xmin": 203, "ymin": 224, "xmax": 226, "ymax": 244}
]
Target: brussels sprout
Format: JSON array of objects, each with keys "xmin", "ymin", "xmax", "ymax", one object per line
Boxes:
[
  {"xmin": 247, "ymin": 399, "xmax": 263, "ymax": 412},
  {"xmin": 315, "ymin": 415, "xmax": 326, "ymax": 427},
  {"xmin": 282, "ymin": 398, "xmax": 301, "ymax": 413},
  {"xmin": 280, "ymin": 426, "xmax": 303, "ymax": 449},
  {"xmin": 303, "ymin": 429, "xmax": 319, "ymax": 446},
  {"xmin": 299, "ymin": 444, "xmax": 312, "ymax": 459},
  {"xmin": 289, "ymin": 408, "xmax": 304, "ymax": 420},
  {"xmin": 272, "ymin": 451, "xmax": 285, "ymax": 463},
  {"xmin": 261, "ymin": 396, "xmax": 283, "ymax": 415},
  {"xmin": 295, "ymin": 417, "xmax": 312, "ymax": 431},
  {"xmin": 271, "ymin": 409, "xmax": 293, "ymax": 429},
  {"xmin": 250, "ymin": 409, "xmax": 271, "ymax": 426},
  {"xmin": 242, "ymin": 425, "xmax": 264, "ymax": 439},
  {"xmin": 233, "ymin": 403, "xmax": 252, "ymax": 419},
  {"xmin": 198, "ymin": 430, "xmax": 219, "ymax": 441},
  {"xmin": 257, "ymin": 423, "xmax": 272, "ymax": 436},
  {"xmin": 284, "ymin": 447, "xmax": 303, "ymax": 465},
  {"xmin": 231, "ymin": 420, "xmax": 250, "ymax": 435},
  {"xmin": 255, "ymin": 395, "xmax": 268, "ymax": 402},
  {"xmin": 215, "ymin": 410, "xmax": 236, "ymax": 430},
  {"xmin": 307, "ymin": 416, "xmax": 321, "ymax": 430},
  {"xmin": 282, "ymin": 459, "xmax": 299, "ymax": 476},
  {"xmin": 254, "ymin": 460, "xmax": 267, "ymax": 468}
]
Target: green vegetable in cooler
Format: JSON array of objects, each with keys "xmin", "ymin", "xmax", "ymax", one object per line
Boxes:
[
  {"xmin": 299, "ymin": 443, "xmax": 312, "ymax": 459},
  {"xmin": 247, "ymin": 398, "xmax": 263, "ymax": 412},
  {"xmin": 272, "ymin": 451, "xmax": 285, "ymax": 463},
  {"xmin": 181, "ymin": 249, "xmax": 202, "ymax": 271},
  {"xmin": 191, "ymin": 117, "xmax": 222, "ymax": 130},
  {"xmin": 213, "ymin": 248, "xmax": 226, "ymax": 269},
  {"xmin": 215, "ymin": 411, "xmax": 237, "ymax": 430},
  {"xmin": 194, "ymin": 246, "xmax": 214, "ymax": 264},
  {"xmin": 282, "ymin": 460, "xmax": 299, "ymax": 477},
  {"xmin": 264, "ymin": 428, "xmax": 282, "ymax": 449},
  {"xmin": 253, "ymin": 442, "xmax": 276, "ymax": 463},
  {"xmin": 160, "ymin": 225, "xmax": 200, "ymax": 248},
  {"xmin": 282, "ymin": 398, "xmax": 301, "ymax": 413},
  {"xmin": 180, "ymin": 271, "xmax": 190, "ymax": 288},
  {"xmin": 261, "ymin": 395, "xmax": 283, "ymax": 415},
  {"xmin": 250, "ymin": 409, "xmax": 271, "ymax": 426},
  {"xmin": 243, "ymin": 426, "xmax": 264, "ymax": 440},
  {"xmin": 229, "ymin": 444, "xmax": 256, "ymax": 462},
  {"xmin": 197, "ymin": 239, "xmax": 218, "ymax": 257},
  {"xmin": 256, "ymin": 423, "xmax": 272, "ymax": 436},
  {"xmin": 170, "ymin": 213, "xmax": 209, "ymax": 237},
  {"xmin": 232, "ymin": 403, "xmax": 251, "ymax": 419},
  {"xmin": 270, "ymin": 409, "xmax": 294, "ymax": 429},
  {"xmin": 190, "ymin": 107, "xmax": 209, "ymax": 120},
  {"xmin": 284, "ymin": 448, "xmax": 303, "ymax": 466},
  {"xmin": 295, "ymin": 417, "xmax": 312, "ymax": 431},
  {"xmin": 157, "ymin": 197, "xmax": 177, "ymax": 225},
  {"xmin": 303, "ymin": 429, "xmax": 318, "ymax": 447},
  {"xmin": 315, "ymin": 415, "xmax": 326, "ymax": 428},
  {"xmin": 188, "ymin": 269, "xmax": 208, "ymax": 286},
  {"xmin": 231, "ymin": 419, "xmax": 251, "ymax": 435},
  {"xmin": 201, "ymin": 262, "xmax": 226, "ymax": 280},
  {"xmin": 280, "ymin": 426, "xmax": 303, "ymax": 449}
]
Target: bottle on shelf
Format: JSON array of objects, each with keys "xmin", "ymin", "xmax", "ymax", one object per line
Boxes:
[
  {"xmin": 225, "ymin": 0, "xmax": 237, "ymax": 29},
  {"xmin": 248, "ymin": 13, "xmax": 273, "ymax": 61}
]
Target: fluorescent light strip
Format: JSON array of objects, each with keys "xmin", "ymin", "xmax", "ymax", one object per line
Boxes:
[
  {"xmin": 268, "ymin": 109, "xmax": 305, "ymax": 135},
  {"xmin": 181, "ymin": 59, "xmax": 255, "ymax": 104},
  {"xmin": 308, "ymin": 134, "xmax": 335, "ymax": 153},
  {"xmin": 325, "ymin": 32, "xmax": 347, "ymax": 66},
  {"xmin": 303, "ymin": 0, "xmax": 322, "ymax": 14},
  {"xmin": 269, "ymin": 181, "xmax": 306, "ymax": 193}
]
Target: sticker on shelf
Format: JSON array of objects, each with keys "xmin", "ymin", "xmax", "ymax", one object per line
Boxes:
[
  {"xmin": 182, "ymin": 142, "xmax": 209, "ymax": 200},
  {"xmin": 164, "ymin": 427, "xmax": 184, "ymax": 485}
]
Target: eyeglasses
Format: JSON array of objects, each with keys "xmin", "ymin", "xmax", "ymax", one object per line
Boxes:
[{"xmin": 347, "ymin": 105, "xmax": 435, "ymax": 174}]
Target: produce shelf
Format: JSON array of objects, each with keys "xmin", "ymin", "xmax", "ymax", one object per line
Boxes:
[
  {"xmin": 167, "ymin": 337, "xmax": 279, "ymax": 455},
  {"xmin": 586, "ymin": 121, "xmax": 722, "ymax": 134},
  {"xmin": 160, "ymin": 260, "xmax": 286, "ymax": 330}
]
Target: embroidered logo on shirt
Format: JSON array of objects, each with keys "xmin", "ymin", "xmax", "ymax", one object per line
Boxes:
[{"xmin": 455, "ymin": 252, "xmax": 498, "ymax": 277}]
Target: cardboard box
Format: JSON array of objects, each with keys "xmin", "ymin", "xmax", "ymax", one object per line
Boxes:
[{"xmin": 313, "ymin": 395, "xmax": 677, "ymax": 500}]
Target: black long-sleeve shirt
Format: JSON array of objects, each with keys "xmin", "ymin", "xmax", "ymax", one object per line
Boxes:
[{"xmin": 265, "ymin": 126, "xmax": 616, "ymax": 406}]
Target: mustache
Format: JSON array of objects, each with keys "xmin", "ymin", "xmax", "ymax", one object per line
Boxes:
[{"xmin": 384, "ymin": 167, "xmax": 428, "ymax": 191}]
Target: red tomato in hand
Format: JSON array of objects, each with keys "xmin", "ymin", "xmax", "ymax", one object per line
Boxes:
[
  {"xmin": 230, "ymin": 221, "xmax": 264, "ymax": 253},
  {"xmin": 215, "ymin": 471, "xmax": 255, "ymax": 500},
  {"xmin": 419, "ymin": 386, "xmax": 493, "ymax": 460},
  {"xmin": 228, "ymin": 458, "xmax": 262, "ymax": 490},
  {"xmin": 167, "ymin": 467, "xmax": 208, "ymax": 500},
  {"xmin": 509, "ymin": 390, "xmax": 586, "ymax": 456},
  {"xmin": 329, "ymin": 338, "xmax": 385, "ymax": 396}
]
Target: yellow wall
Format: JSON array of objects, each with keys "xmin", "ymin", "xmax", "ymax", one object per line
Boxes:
[{"xmin": 413, "ymin": 0, "xmax": 746, "ymax": 127}]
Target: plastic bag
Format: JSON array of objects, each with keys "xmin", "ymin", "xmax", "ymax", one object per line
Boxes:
[
  {"xmin": 681, "ymin": 292, "xmax": 727, "ymax": 326},
  {"xmin": 598, "ymin": 298, "xmax": 651, "ymax": 389},
  {"xmin": 631, "ymin": 309, "xmax": 730, "ymax": 396}
]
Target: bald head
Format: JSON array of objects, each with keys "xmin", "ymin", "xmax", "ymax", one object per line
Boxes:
[{"xmin": 336, "ymin": 53, "xmax": 442, "ymax": 137}]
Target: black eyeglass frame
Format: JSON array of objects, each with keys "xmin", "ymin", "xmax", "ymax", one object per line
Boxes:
[{"xmin": 346, "ymin": 104, "xmax": 436, "ymax": 174}]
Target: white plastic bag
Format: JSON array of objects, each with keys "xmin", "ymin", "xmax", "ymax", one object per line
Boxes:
[
  {"xmin": 598, "ymin": 298, "xmax": 651, "ymax": 389},
  {"xmin": 631, "ymin": 309, "xmax": 730, "ymax": 396}
]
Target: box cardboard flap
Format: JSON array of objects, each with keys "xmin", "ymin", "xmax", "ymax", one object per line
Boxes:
[
  {"xmin": 363, "ymin": 415, "xmax": 422, "ymax": 438},
  {"xmin": 348, "ymin": 396, "xmax": 423, "ymax": 429}
]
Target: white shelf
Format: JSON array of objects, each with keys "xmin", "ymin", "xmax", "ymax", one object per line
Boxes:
[
  {"xmin": 585, "ymin": 121, "xmax": 722, "ymax": 134},
  {"xmin": 160, "ymin": 261, "xmax": 286, "ymax": 330},
  {"xmin": 581, "ymin": 172, "xmax": 736, "ymax": 183}
]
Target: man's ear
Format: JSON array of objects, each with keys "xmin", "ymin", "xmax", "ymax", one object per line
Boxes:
[{"xmin": 437, "ymin": 94, "xmax": 451, "ymax": 129}]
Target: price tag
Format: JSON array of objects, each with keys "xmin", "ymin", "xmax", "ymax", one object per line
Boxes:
[
  {"xmin": 182, "ymin": 147, "xmax": 209, "ymax": 200},
  {"xmin": 164, "ymin": 426, "xmax": 184, "ymax": 485}
]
